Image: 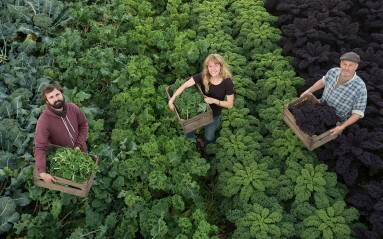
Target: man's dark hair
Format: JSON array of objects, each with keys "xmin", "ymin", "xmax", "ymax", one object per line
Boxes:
[{"xmin": 41, "ymin": 84, "xmax": 63, "ymax": 103}]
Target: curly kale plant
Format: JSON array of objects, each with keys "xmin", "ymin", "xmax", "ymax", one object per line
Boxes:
[
  {"xmin": 214, "ymin": 128, "xmax": 262, "ymax": 160},
  {"xmin": 218, "ymin": 160, "xmax": 279, "ymax": 203},
  {"xmin": 347, "ymin": 179, "xmax": 383, "ymax": 238},
  {"xmin": 277, "ymin": 158, "xmax": 342, "ymax": 204},
  {"xmin": 300, "ymin": 200, "xmax": 359, "ymax": 239},
  {"xmin": 290, "ymin": 100, "xmax": 339, "ymax": 135},
  {"xmin": 230, "ymin": 203, "xmax": 295, "ymax": 239},
  {"xmin": 319, "ymin": 124, "xmax": 383, "ymax": 186},
  {"xmin": 139, "ymin": 201, "xmax": 218, "ymax": 239},
  {"xmin": 254, "ymin": 70, "xmax": 303, "ymax": 102},
  {"xmin": 294, "ymin": 164, "xmax": 329, "ymax": 203}
]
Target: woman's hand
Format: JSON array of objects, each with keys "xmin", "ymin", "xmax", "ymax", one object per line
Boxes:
[
  {"xmin": 168, "ymin": 77, "xmax": 196, "ymax": 111},
  {"xmin": 168, "ymin": 99, "xmax": 175, "ymax": 111},
  {"xmin": 204, "ymin": 97, "xmax": 218, "ymax": 104}
]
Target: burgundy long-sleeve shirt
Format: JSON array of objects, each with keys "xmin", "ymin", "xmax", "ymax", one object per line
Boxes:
[{"xmin": 34, "ymin": 102, "xmax": 88, "ymax": 173}]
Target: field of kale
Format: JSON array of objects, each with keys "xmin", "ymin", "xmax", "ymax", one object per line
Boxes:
[
  {"xmin": 0, "ymin": 0, "xmax": 382, "ymax": 238},
  {"xmin": 266, "ymin": 0, "xmax": 383, "ymax": 238}
]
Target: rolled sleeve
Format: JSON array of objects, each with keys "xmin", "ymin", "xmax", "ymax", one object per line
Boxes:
[
  {"xmin": 321, "ymin": 76, "xmax": 326, "ymax": 85},
  {"xmin": 352, "ymin": 110, "xmax": 364, "ymax": 118}
]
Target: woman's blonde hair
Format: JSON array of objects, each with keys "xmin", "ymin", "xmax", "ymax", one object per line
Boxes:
[{"xmin": 202, "ymin": 54, "xmax": 231, "ymax": 92}]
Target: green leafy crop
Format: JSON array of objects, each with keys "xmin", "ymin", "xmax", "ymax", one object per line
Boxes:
[
  {"xmin": 0, "ymin": 196, "xmax": 20, "ymax": 234},
  {"xmin": 33, "ymin": 13, "xmax": 53, "ymax": 28},
  {"xmin": 300, "ymin": 200, "xmax": 359, "ymax": 239},
  {"xmin": 232, "ymin": 203, "xmax": 295, "ymax": 239},
  {"xmin": 218, "ymin": 160, "xmax": 279, "ymax": 203},
  {"xmin": 170, "ymin": 79, "xmax": 209, "ymax": 120},
  {"xmin": 48, "ymin": 147, "xmax": 99, "ymax": 183}
]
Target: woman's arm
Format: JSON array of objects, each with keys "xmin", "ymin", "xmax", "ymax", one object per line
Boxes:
[
  {"xmin": 206, "ymin": 94, "xmax": 234, "ymax": 109},
  {"xmin": 168, "ymin": 77, "xmax": 196, "ymax": 111}
]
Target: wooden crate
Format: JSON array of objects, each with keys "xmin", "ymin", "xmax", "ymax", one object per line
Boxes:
[
  {"xmin": 166, "ymin": 84, "xmax": 213, "ymax": 134},
  {"xmin": 283, "ymin": 93, "xmax": 338, "ymax": 151},
  {"xmin": 33, "ymin": 154, "xmax": 99, "ymax": 198}
]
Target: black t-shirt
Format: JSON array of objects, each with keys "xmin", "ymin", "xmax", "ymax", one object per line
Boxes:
[{"xmin": 193, "ymin": 72, "xmax": 234, "ymax": 116}]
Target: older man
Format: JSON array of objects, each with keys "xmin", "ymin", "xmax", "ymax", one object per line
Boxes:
[{"xmin": 300, "ymin": 52, "xmax": 367, "ymax": 135}]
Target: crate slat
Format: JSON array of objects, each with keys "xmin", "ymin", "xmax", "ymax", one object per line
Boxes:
[{"xmin": 33, "ymin": 154, "xmax": 99, "ymax": 198}]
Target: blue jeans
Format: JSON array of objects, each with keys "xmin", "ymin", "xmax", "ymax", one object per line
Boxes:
[{"xmin": 186, "ymin": 116, "xmax": 221, "ymax": 145}]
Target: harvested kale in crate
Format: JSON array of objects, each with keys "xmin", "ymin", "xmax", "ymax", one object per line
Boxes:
[
  {"xmin": 289, "ymin": 101, "xmax": 340, "ymax": 136},
  {"xmin": 166, "ymin": 79, "xmax": 213, "ymax": 134},
  {"xmin": 48, "ymin": 147, "xmax": 99, "ymax": 183},
  {"xmin": 282, "ymin": 94, "xmax": 339, "ymax": 151},
  {"xmin": 34, "ymin": 145, "xmax": 100, "ymax": 197},
  {"xmin": 170, "ymin": 79, "xmax": 209, "ymax": 120}
]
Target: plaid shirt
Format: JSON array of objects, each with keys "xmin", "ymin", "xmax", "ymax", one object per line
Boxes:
[{"xmin": 320, "ymin": 67, "xmax": 367, "ymax": 121}]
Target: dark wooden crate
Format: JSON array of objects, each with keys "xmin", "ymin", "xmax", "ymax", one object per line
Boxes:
[
  {"xmin": 283, "ymin": 94, "xmax": 338, "ymax": 151},
  {"xmin": 166, "ymin": 84, "xmax": 213, "ymax": 134},
  {"xmin": 33, "ymin": 153, "xmax": 99, "ymax": 198}
]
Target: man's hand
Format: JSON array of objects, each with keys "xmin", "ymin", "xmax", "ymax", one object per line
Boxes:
[
  {"xmin": 300, "ymin": 90, "xmax": 310, "ymax": 98},
  {"xmin": 330, "ymin": 125, "xmax": 345, "ymax": 136},
  {"xmin": 74, "ymin": 147, "xmax": 80, "ymax": 150},
  {"xmin": 39, "ymin": 172, "xmax": 56, "ymax": 183}
]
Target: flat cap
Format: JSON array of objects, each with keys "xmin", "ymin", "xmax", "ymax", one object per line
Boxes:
[{"xmin": 340, "ymin": 52, "xmax": 360, "ymax": 64}]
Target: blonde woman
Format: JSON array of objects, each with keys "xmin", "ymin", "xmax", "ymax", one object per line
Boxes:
[{"xmin": 168, "ymin": 54, "xmax": 234, "ymax": 147}]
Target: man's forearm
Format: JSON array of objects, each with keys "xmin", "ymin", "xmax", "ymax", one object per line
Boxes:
[
  {"xmin": 341, "ymin": 114, "xmax": 361, "ymax": 129},
  {"xmin": 330, "ymin": 114, "xmax": 361, "ymax": 135},
  {"xmin": 301, "ymin": 79, "xmax": 325, "ymax": 96}
]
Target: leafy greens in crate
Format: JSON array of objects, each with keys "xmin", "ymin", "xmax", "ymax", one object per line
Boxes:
[
  {"xmin": 289, "ymin": 101, "xmax": 339, "ymax": 136},
  {"xmin": 48, "ymin": 147, "xmax": 99, "ymax": 183},
  {"xmin": 171, "ymin": 79, "xmax": 209, "ymax": 120}
]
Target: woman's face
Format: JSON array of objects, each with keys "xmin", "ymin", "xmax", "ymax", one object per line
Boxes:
[{"xmin": 208, "ymin": 62, "xmax": 221, "ymax": 77}]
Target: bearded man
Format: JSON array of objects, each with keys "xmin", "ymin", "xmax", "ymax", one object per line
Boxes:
[{"xmin": 34, "ymin": 84, "xmax": 89, "ymax": 183}]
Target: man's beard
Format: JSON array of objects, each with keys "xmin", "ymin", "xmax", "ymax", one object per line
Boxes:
[{"xmin": 50, "ymin": 99, "xmax": 65, "ymax": 109}]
